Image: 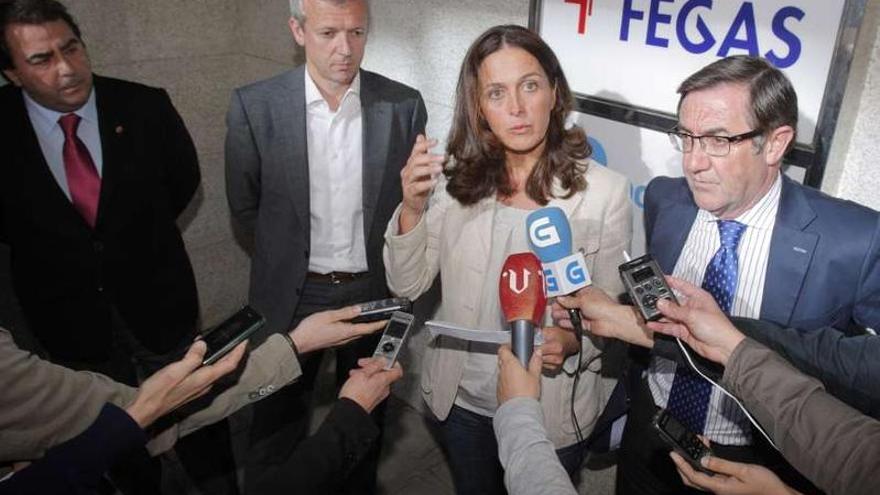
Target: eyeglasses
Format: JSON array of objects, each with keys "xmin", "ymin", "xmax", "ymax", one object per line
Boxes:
[{"xmin": 667, "ymin": 129, "xmax": 763, "ymax": 157}]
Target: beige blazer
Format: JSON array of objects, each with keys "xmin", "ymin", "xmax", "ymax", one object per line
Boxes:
[
  {"xmin": 384, "ymin": 163, "xmax": 632, "ymax": 447},
  {"xmin": 0, "ymin": 329, "xmax": 301, "ymax": 463}
]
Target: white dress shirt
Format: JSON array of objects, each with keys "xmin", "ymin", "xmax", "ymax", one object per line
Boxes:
[
  {"xmin": 304, "ymin": 70, "xmax": 368, "ymax": 273},
  {"xmin": 24, "ymin": 89, "xmax": 103, "ymax": 200},
  {"xmin": 649, "ymin": 172, "xmax": 782, "ymax": 445}
]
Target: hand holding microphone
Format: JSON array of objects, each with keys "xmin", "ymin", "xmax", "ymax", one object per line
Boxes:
[
  {"xmin": 552, "ymin": 287, "xmax": 654, "ymax": 348},
  {"xmin": 526, "ymin": 207, "xmax": 591, "ymax": 333}
]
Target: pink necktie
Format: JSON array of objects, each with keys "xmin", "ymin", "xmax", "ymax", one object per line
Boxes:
[{"xmin": 59, "ymin": 113, "xmax": 101, "ymax": 228}]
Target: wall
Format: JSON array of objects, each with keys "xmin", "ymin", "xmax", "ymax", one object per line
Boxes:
[{"xmin": 824, "ymin": 0, "xmax": 880, "ymax": 209}]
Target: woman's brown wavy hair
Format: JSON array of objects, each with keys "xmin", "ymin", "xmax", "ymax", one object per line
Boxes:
[{"xmin": 444, "ymin": 24, "xmax": 591, "ymax": 206}]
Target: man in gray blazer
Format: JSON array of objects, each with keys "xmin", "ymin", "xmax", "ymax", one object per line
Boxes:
[{"xmin": 224, "ymin": 0, "xmax": 426, "ymax": 492}]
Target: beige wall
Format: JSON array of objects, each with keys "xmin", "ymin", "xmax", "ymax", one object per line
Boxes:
[{"xmin": 823, "ymin": 1, "xmax": 880, "ymax": 209}]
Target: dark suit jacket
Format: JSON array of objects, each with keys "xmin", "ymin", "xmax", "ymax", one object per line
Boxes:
[
  {"xmin": 246, "ymin": 398, "xmax": 379, "ymax": 493},
  {"xmin": 0, "ymin": 403, "xmax": 147, "ymax": 495},
  {"xmin": 0, "ymin": 76, "xmax": 200, "ymax": 361},
  {"xmin": 225, "ymin": 67, "xmax": 427, "ymax": 336},
  {"xmin": 0, "ymin": 399, "xmax": 377, "ymax": 495},
  {"xmin": 645, "ymin": 175, "xmax": 880, "ymax": 332},
  {"xmin": 732, "ymin": 316, "xmax": 880, "ymax": 419}
]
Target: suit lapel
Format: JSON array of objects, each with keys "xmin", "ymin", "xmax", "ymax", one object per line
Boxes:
[
  {"xmin": 360, "ymin": 71, "xmax": 392, "ymax": 244},
  {"xmin": 651, "ymin": 184, "xmax": 697, "ymax": 274},
  {"xmin": 761, "ymin": 177, "xmax": 818, "ymax": 325},
  {"xmin": 12, "ymin": 87, "xmax": 94, "ymax": 230},
  {"xmin": 93, "ymin": 77, "xmax": 128, "ymax": 230},
  {"xmin": 281, "ymin": 68, "xmax": 311, "ymax": 230}
]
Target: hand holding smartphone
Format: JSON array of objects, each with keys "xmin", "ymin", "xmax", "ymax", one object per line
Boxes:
[
  {"xmin": 652, "ymin": 408, "xmax": 715, "ymax": 475},
  {"xmin": 351, "ymin": 297, "xmax": 412, "ymax": 323},
  {"xmin": 200, "ymin": 306, "xmax": 265, "ymax": 366}
]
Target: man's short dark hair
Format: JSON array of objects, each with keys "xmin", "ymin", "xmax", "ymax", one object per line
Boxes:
[
  {"xmin": 0, "ymin": 0, "xmax": 82, "ymax": 70},
  {"xmin": 677, "ymin": 55, "xmax": 798, "ymax": 151}
]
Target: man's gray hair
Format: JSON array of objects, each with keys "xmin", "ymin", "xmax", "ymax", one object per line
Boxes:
[{"xmin": 289, "ymin": 0, "xmax": 369, "ymax": 24}]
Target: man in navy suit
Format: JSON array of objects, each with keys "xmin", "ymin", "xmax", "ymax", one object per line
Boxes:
[
  {"xmin": 613, "ymin": 56, "xmax": 880, "ymax": 494},
  {"xmin": 0, "ymin": 1, "xmax": 237, "ymax": 493}
]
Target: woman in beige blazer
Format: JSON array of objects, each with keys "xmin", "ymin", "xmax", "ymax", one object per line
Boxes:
[{"xmin": 383, "ymin": 25, "xmax": 633, "ymax": 494}]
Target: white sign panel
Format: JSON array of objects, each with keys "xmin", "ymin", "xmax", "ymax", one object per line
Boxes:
[{"xmin": 540, "ymin": 0, "xmax": 846, "ymax": 143}]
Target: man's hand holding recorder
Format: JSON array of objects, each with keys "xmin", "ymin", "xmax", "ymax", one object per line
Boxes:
[
  {"xmin": 288, "ymin": 304, "xmax": 405, "ymax": 414},
  {"xmin": 549, "ymin": 276, "xmax": 801, "ymax": 494}
]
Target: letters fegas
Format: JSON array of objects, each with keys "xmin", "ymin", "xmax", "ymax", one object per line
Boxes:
[{"xmin": 620, "ymin": 0, "xmax": 805, "ymax": 69}]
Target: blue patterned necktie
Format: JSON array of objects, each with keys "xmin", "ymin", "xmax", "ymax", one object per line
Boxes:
[{"xmin": 666, "ymin": 220, "xmax": 746, "ymax": 433}]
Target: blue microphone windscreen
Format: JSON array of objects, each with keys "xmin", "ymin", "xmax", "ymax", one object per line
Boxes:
[{"xmin": 526, "ymin": 206, "xmax": 572, "ymax": 263}]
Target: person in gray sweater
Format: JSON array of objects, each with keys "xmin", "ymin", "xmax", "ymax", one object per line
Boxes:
[{"xmin": 493, "ymin": 345, "xmax": 577, "ymax": 495}]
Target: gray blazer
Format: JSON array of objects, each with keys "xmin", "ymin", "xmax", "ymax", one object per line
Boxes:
[
  {"xmin": 225, "ymin": 67, "xmax": 427, "ymax": 336},
  {"xmin": 724, "ymin": 338, "xmax": 880, "ymax": 495}
]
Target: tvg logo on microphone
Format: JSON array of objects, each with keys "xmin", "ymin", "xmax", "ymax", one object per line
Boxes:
[
  {"xmin": 543, "ymin": 255, "xmax": 590, "ymax": 297},
  {"xmin": 566, "ymin": 261, "xmax": 587, "ymax": 285},
  {"xmin": 528, "ymin": 217, "xmax": 561, "ymax": 248}
]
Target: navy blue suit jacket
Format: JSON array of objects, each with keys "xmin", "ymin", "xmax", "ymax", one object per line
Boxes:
[{"xmin": 645, "ymin": 175, "xmax": 880, "ymax": 332}]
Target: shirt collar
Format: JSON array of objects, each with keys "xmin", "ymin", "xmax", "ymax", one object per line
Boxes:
[
  {"xmin": 304, "ymin": 68, "xmax": 361, "ymax": 108},
  {"xmin": 697, "ymin": 171, "xmax": 782, "ymax": 229},
  {"xmin": 24, "ymin": 87, "xmax": 98, "ymax": 135}
]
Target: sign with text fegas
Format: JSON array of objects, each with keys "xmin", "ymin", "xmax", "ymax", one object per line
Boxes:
[{"xmin": 535, "ymin": 0, "xmax": 846, "ymax": 144}]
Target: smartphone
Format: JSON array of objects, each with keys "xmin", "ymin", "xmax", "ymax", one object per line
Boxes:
[
  {"xmin": 371, "ymin": 311, "xmax": 415, "ymax": 370},
  {"xmin": 351, "ymin": 297, "xmax": 412, "ymax": 323},
  {"xmin": 200, "ymin": 306, "xmax": 265, "ymax": 366},
  {"xmin": 652, "ymin": 408, "xmax": 715, "ymax": 475}
]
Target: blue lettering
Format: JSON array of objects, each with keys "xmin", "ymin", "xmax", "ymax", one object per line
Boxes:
[
  {"xmin": 718, "ymin": 2, "xmax": 759, "ymax": 57},
  {"xmin": 646, "ymin": 0, "xmax": 674, "ymax": 48},
  {"xmin": 620, "ymin": 0, "xmax": 645, "ymax": 41},
  {"xmin": 566, "ymin": 262, "xmax": 587, "ymax": 285},
  {"xmin": 544, "ymin": 268, "xmax": 559, "ymax": 294},
  {"xmin": 630, "ymin": 184, "xmax": 646, "ymax": 210},
  {"xmin": 766, "ymin": 6, "xmax": 804, "ymax": 68},
  {"xmin": 677, "ymin": 0, "xmax": 715, "ymax": 54}
]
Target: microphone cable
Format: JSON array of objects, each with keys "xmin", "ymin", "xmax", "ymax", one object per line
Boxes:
[{"xmin": 568, "ymin": 309, "xmax": 585, "ymax": 445}]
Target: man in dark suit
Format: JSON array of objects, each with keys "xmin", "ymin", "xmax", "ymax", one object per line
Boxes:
[
  {"xmin": 617, "ymin": 56, "xmax": 880, "ymax": 494},
  {"xmin": 0, "ymin": 1, "xmax": 237, "ymax": 493},
  {"xmin": 225, "ymin": 0, "xmax": 426, "ymax": 492}
]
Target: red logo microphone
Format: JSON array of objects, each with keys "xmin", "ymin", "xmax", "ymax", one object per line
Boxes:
[{"xmin": 499, "ymin": 253, "xmax": 546, "ymax": 366}]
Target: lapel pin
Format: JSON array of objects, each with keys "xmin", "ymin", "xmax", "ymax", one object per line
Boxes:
[
  {"xmin": 115, "ymin": 125, "xmax": 124, "ymax": 135},
  {"xmin": 793, "ymin": 247, "xmax": 808, "ymax": 254}
]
